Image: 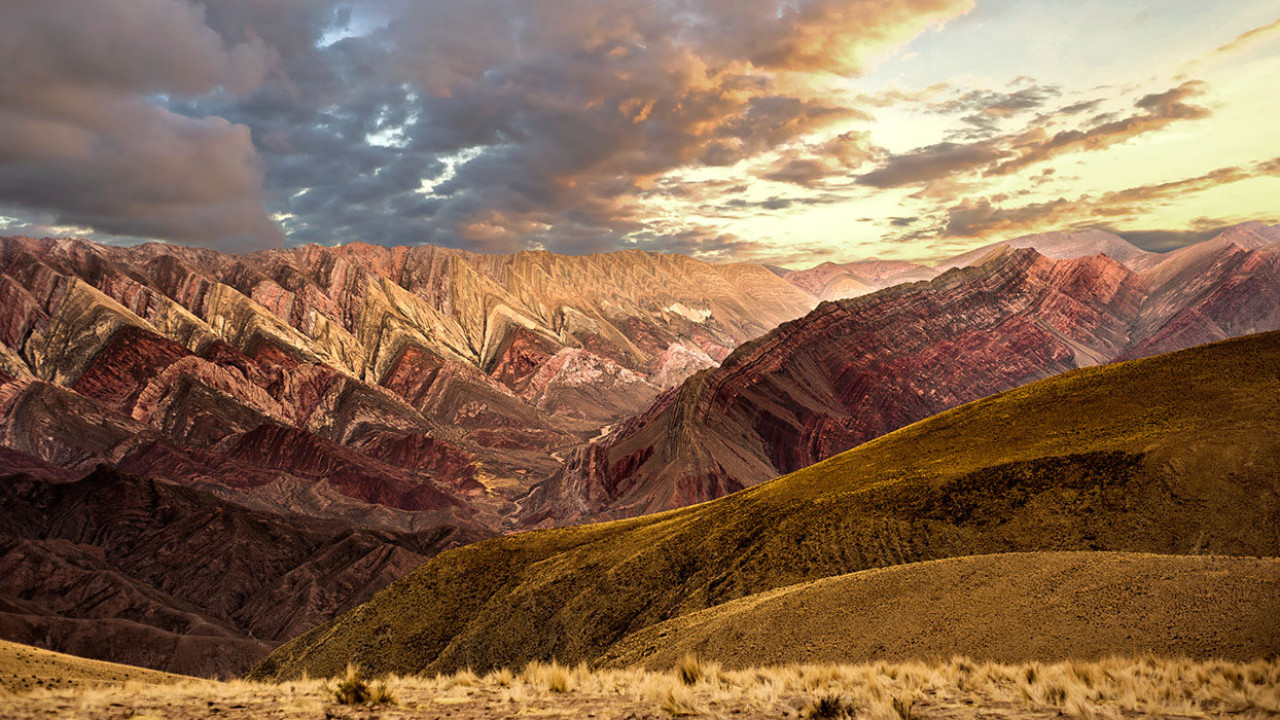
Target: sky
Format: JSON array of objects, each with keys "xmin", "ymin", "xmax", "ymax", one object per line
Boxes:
[{"xmin": 0, "ymin": 0, "xmax": 1276, "ymax": 267}]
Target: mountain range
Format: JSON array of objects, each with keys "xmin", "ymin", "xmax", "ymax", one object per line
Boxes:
[
  {"xmin": 525, "ymin": 222, "xmax": 1280, "ymax": 525},
  {"xmin": 1, "ymin": 222, "xmax": 1277, "ymax": 675}
]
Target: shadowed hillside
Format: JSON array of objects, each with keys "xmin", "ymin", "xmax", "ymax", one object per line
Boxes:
[
  {"xmin": 0, "ymin": 467, "xmax": 483, "ymax": 676},
  {"xmin": 256, "ymin": 331, "xmax": 1280, "ymax": 679}
]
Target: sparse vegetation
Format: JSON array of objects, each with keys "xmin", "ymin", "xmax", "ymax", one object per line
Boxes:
[
  {"xmin": 328, "ymin": 664, "xmax": 396, "ymax": 706},
  {"xmin": 6, "ymin": 656, "xmax": 1280, "ymax": 719},
  {"xmin": 805, "ymin": 692, "xmax": 856, "ymax": 718}
]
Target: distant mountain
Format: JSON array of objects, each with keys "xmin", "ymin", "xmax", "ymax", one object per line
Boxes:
[
  {"xmin": 781, "ymin": 259, "xmax": 937, "ymax": 301},
  {"xmin": 257, "ymin": 331, "xmax": 1280, "ymax": 679},
  {"xmin": 935, "ymin": 229, "xmax": 1158, "ymax": 272},
  {"xmin": 524, "ymin": 224, "xmax": 1280, "ymax": 525}
]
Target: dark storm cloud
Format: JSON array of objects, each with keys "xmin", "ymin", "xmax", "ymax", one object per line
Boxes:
[
  {"xmin": 0, "ymin": 0, "xmax": 280, "ymax": 250},
  {"xmin": 1, "ymin": 0, "xmax": 974, "ymax": 253}
]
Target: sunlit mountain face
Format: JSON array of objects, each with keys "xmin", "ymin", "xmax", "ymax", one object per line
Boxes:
[{"xmin": 0, "ymin": 1, "xmax": 1275, "ymax": 266}]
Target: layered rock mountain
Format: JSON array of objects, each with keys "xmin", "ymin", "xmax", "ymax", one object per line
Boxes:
[
  {"xmin": 523, "ymin": 223, "xmax": 1280, "ymax": 525},
  {"xmin": 0, "ymin": 237, "xmax": 817, "ymax": 527}
]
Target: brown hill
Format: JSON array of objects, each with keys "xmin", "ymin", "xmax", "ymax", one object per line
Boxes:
[
  {"xmin": 0, "ymin": 465, "xmax": 482, "ymax": 676},
  {"xmin": 0, "ymin": 639, "xmax": 190, "ymax": 694},
  {"xmin": 603, "ymin": 552, "xmax": 1280, "ymax": 668},
  {"xmin": 256, "ymin": 331, "xmax": 1280, "ymax": 679}
]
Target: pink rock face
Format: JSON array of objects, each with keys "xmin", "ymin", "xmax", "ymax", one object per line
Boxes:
[{"xmin": 524, "ymin": 236, "xmax": 1280, "ymax": 526}]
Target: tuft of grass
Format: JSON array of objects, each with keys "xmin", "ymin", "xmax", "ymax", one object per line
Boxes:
[
  {"xmin": 892, "ymin": 694, "xmax": 918, "ymax": 720},
  {"xmin": 805, "ymin": 692, "xmax": 856, "ymax": 719},
  {"xmin": 328, "ymin": 664, "xmax": 396, "ymax": 706},
  {"xmin": 522, "ymin": 660, "xmax": 573, "ymax": 693},
  {"xmin": 676, "ymin": 653, "xmax": 705, "ymax": 686},
  {"xmin": 659, "ymin": 685, "xmax": 700, "ymax": 716}
]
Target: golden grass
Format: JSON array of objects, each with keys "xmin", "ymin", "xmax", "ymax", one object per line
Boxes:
[{"xmin": 5, "ymin": 656, "xmax": 1279, "ymax": 719}]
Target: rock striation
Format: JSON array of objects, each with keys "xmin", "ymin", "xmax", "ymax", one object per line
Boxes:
[{"xmin": 525, "ymin": 224, "xmax": 1280, "ymax": 525}]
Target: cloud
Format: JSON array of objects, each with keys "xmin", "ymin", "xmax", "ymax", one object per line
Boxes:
[
  {"xmin": 989, "ymin": 81, "xmax": 1210, "ymax": 175},
  {"xmin": 935, "ymin": 158, "xmax": 1280, "ymax": 242},
  {"xmin": 1182, "ymin": 16, "xmax": 1280, "ymax": 73},
  {"xmin": 196, "ymin": 0, "xmax": 971, "ymax": 253},
  {"xmin": 856, "ymin": 81, "xmax": 1211, "ymax": 195},
  {"xmin": 0, "ymin": 0, "xmax": 280, "ymax": 250},
  {"xmin": 858, "ymin": 141, "xmax": 1009, "ymax": 187},
  {"xmin": 760, "ymin": 131, "xmax": 877, "ymax": 187}
]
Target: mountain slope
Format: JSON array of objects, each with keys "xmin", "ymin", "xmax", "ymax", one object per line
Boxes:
[
  {"xmin": 935, "ymin": 229, "xmax": 1157, "ymax": 272},
  {"xmin": 0, "ymin": 465, "xmax": 483, "ymax": 676},
  {"xmin": 0, "ymin": 639, "xmax": 191, "ymax": 694},
  {"xmin": 257, "ymin": 331, "xmax": 1280, "ymax": 679},
  {"xmin": 528, "ymin": 226, "xmax": 1280, "ymax": 526},
  {"xmin": 522, "ymin": 248, "xmax": 1146, "ymax": 524},
  {"xmin": 0, "ymin": 236, "xmax": 817, "ymax": 530},
  {"xmin": 602, "ymin": 552, "xmax": 1280, "ymax": 668}
]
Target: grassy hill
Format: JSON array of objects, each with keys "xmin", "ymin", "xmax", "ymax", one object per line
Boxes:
[
  {"xmin": 602, "ymin": 552, "xmax": 1280, "ymax": 668},
  {"xmin": 0, "ymin": 639, "xmax": 190, "ymax": 693},
  {"xmin": 256, "ymin": 331, "xmax": 1280, "ymax": 679}
]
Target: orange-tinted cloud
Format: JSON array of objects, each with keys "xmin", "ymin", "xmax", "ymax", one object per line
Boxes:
[
  {"xmin": 1182, "ymin": 16, "xmax": 1280, "ymax": 73},
  {"xmin": 939, "ymin": 158, "xmax": 1280, "ymax": 240},
  {"xmin": 989, "ymin": 82, "xmax": 1209, "ymax": 175},
  {"xmin": 856, "ymin": 82, "xmax": 1211, "ymax": 197}
]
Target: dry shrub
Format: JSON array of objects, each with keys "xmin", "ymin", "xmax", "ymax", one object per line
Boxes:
[
  {"xmin": 676, "ymin": 653, "xmax": 705, "ymax": 685},
  {"xmin": 487, "ymin": 667, "xmax": 515, "ymax": 687},
  {"xmin": 522, "ymin": 660, "xmax": 573, "ymax": 693},
  {"xmin": 804, "ymin": 692, "xmax": 856, "ymax": 719},
  {"xmin": 328, "ymin": 664, "xmax": 395, "ymax": 706},
  {"xmin": 892, "ymin": 693, "xmax": 918, "ymax": 720},
  {"xmin": 641, "ymin": 673, "xmax": 701, "ymax": 716}
]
